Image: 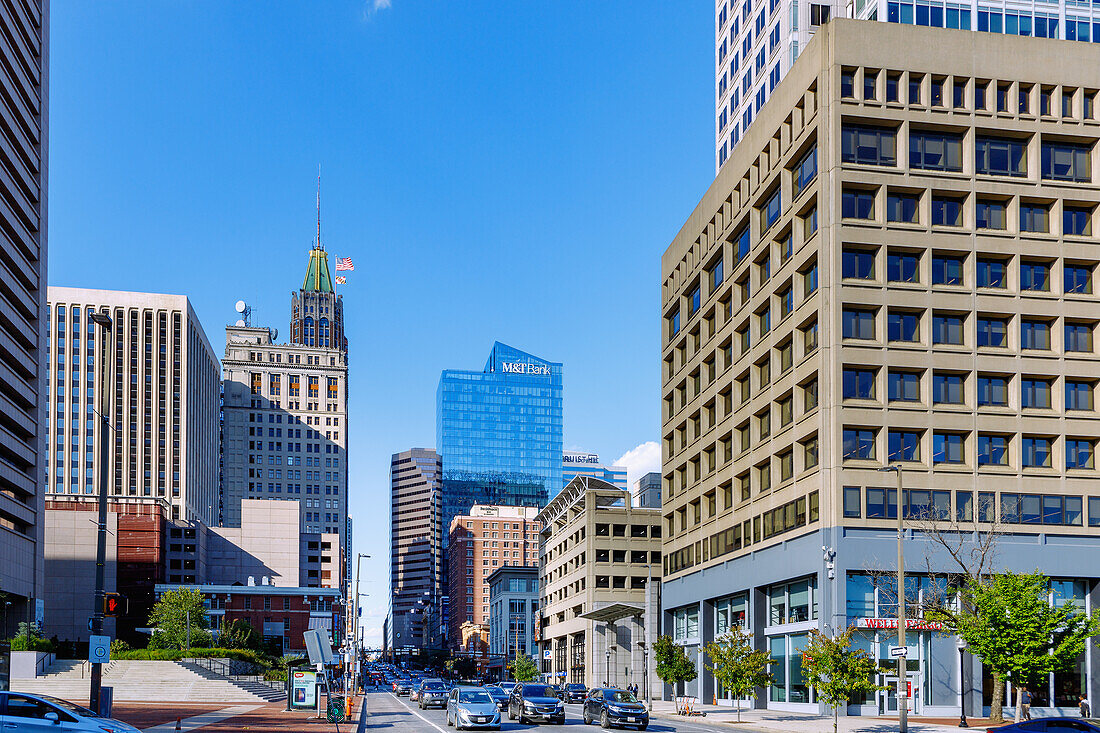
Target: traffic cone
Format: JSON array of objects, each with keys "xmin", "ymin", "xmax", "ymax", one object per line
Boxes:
[{"xmin": 712, "ymin": 694, "xmax": 717, "ymax": 706}]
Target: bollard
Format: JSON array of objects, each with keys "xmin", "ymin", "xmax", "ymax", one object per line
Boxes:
[{"xmin": 175, "ymin": 716, "xmax": 181, "ymax": 731}]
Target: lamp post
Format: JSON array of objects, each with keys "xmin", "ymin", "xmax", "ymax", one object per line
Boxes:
[
  {"xmin": 637, "ymin": 640, "xmax": 649, "ymax": 707},
  {"xmin": 349, "ymin": 553, "xmax": 369, "ymax": 698},
  {"xmin": 606, "ymin": 645, "xmax": 612, "ymax": 686},
  {"xmin": 879, "ymin": 464, "xmax": 907, "ymax": 733},
  {"xmin": 88, "ymin": 311, "xmax": 112, "ymax": 715},
  {"xmin": 957, "ymin": 638, "xmax": 968, "ymax": 727}
]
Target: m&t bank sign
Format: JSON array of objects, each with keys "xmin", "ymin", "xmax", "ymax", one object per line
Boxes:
[{"xmin": 501, "ymin": 361, "xmax": 551, "ymax": 376}]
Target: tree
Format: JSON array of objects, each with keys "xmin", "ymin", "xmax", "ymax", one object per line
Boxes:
[
  {"xmin": 800, "ymin": 627, "xmax": 882, "ymax": 733},
  {"xmin": 703, "ymin": 628, "xmax": 772, "ymax": 722},
  {"xmin": 509, "ymin": 652, "xmax": 540, "ymax": 682},
  {"xmin": 218, "ymin": 618, "xmax": 259, "ymax": 650},
  {"xmin": 653, "ymin": 635, "xmax": 697, "ymax": 700},
  {"xmin": 148, "ymin": 587, "xmax": 210, "ymax": 650},
  {"xmin": 449, "ymin": 655, "xmax": 477, "ymax": 680},
  {"xmin": 948, "ymin": 572, "xmax": 1100, "ymax": 723}
]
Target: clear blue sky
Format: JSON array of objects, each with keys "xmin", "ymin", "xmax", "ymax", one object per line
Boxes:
[{"xmin": 48, "ymin": 1, "xmax": 712, "ymax": 644}]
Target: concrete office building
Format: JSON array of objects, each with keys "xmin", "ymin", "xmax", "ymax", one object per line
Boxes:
[
  {"xmin": 537, "ymin": 477, "xmax": 662, "ymax": 690},
  {"xmin": 45, "ymin": 288, "xmax": 220, "ymax": 524},
  {"xmin": 446, "ymin": 505, "xmax": 540, "ymax": 651},
  {"xmin": 562, "ymin": 452, "xmax": 628, "ymax": 491},
  {"xmin": 668, "ymin": 20, "xmax": 1100, "ymax": 717},
  {"xmin": 486, "ymin": 564, "xmax": 540, "ymax": 678},
  {"xmin": 633, "ymin": 472, "xmax": 662, "ymax": 509},
  {"xmin": 0, "ymin": 0, "xmax": 48, "ymax": 636},
  {"xmin": 714, "ymin": 0, "xmax": 1100, "ymax": 169},
  {"xmin": 220, "ymin": 245, "xmax": 350, "ymax": 590},
  {"xmin": 388, "ymin": 448, "xmax": 444, "ymax": 653}
]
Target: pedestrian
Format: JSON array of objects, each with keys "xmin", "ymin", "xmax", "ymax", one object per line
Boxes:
[
  {"xmin": 1081, "ymin": 695, "xmax": 1091, "ymax": 718},
  {"xmin": 1020, "ymin": 687, "xmax": 1032, "ymax": 720}
]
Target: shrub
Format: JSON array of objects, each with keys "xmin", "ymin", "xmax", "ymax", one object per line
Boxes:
[
  {"xmin": 264, "ymin": 669, "xmax": 288, "ymax": 681},
  {"xmin": 110, "ymin": 639, "xmax": 131, "ymax": 655},
  {"xmin": 114, "ymin": 647, "xmax": 266, "ymax": 664},
  {"xmin": 10, "ymin": 623, "xmax": 53, "ymax": 653}
]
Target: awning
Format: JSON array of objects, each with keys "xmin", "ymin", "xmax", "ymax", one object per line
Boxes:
[
  {"xmin": 308, "ymin": 617, "xmax": 333, "ymax": 630},
  {"xmin": 579, "ymin": 603, "xmax": 644, "ymax": 624}
]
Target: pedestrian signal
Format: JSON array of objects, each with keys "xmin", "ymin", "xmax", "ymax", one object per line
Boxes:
[{"xmin": 102, "ymin": 593, "xmax": 127, "ymax": 617}]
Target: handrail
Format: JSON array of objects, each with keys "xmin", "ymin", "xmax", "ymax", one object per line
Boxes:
[{"xmin": 185, "ymin": 656, "xmax": 231, "ymax": 678}]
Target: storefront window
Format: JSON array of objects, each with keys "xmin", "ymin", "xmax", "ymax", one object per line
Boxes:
[
  {"xmin": 715, "ymin": 594, "xmax": 749, "ymax": 635},
  {"xmin": 1052, "ymin": 579, "xmax": 1087, "ymax": 612},
  {"xmin": 847, "ymin": 574, "xmax": 875, "ymax": 617},
  {"xmin": 789, "ymin": 634, "xmax": 811, "ymax": 702},
  {"xmin": 1054, "ymin": 652, "xmax": 1087, "ymax": 707},
  {"xmin": 674, "ymin": 606, "xmax": 700, "ymax": 641},
  {"xmin": 790, "ymin": 581, "xmax": 811, "ymax": 622},
  {"xmin": 768, "ymin": 577, "xmax": 818, "ymax": 626},
  {"xmin": 770, "ymin": 637, "xmax": 786, "ymax": 702}
]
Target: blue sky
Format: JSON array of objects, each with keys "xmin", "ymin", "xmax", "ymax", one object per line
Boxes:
[{"xmin": 48, "ymin": 1, "xmax": 712, "ymax": 644}]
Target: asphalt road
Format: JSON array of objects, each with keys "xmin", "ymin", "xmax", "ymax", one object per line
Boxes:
[{"xmin": 366, "ymin": 691, "xmax": 763, "ymax": 733}]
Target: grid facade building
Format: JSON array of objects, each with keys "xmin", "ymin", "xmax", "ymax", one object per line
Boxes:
[
  {"xmin": 671, "ymin": 20, "xmax": 1100, "ymax": 716},
  {"xmin": 714, "ymin": 0, "xmax": 1100, "ymax": 170},
  {"xmin": 487, "ymin": 564, "xmax": 540, "ymax": 660},
  {"xmin": 562, "ymin": 452, "xmax": 628, "ymax": 491},
  {"xmin": 0, "ymin": 0, "xmax": 48, "ymax": 634},
  {"xmin": 45, "ymin": 288, "xmax": 219, "ymax": 524}
]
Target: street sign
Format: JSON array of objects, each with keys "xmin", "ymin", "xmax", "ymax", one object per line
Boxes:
[
  {"xmin": 89, "ymin": 635, "xmax": 111, "ymax": 664},
  {"xmin": 889, "ymin": 646, "xmax": 908, "ymax": 658}
]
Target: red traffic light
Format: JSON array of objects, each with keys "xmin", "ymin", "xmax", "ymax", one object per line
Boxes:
[{"xmin": 102, "ymin": 593, "xmax": 127, "ymax": 617}]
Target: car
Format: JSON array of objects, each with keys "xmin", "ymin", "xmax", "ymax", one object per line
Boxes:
[
  {"xmin": 991, "ymin": 722, "xmax": 1100, "ymax": 731},
  {"xmin": 419, "ymin": 679, "xmax": 450, "ymax": 710},
  {"xmin": 508, "ymin": 683, "xmax": 566, "ymax": 725},
  {"xmin": 447, "ymin": 686, "xmax": 502, "ymax": 730},
  {"xmin": 483, "ymin": 685, "xmax": 509, "ymax": 711},
  {"xmin": 394, "ymin": 679, "xmax": 413, "ymax": 696},
  {"xmin": 564, "ymin": 683, "xmax": 588, "ymax": 703},
  {"xmin": 547, "ymin": 684, "xmax": 566, "ymax": 701},
  {"xmin": 583, "ymin": 687, "xmax": 649, "ymax": 730},
  {"xmin": 0, "ymin": 691, "xmax": 142, "ymax": 732}
]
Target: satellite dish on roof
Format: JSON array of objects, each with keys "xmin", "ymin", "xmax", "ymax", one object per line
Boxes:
[
  {"xmin": 235, "ymin": 300, "xmax": 247, "ymax": 313},
  {"xmin": 235, "ymin": 319, "xmax": 246, "ymax": 327}
]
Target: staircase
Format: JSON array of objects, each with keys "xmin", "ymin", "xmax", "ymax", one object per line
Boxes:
[{"xmin": 12, "ymin": 660, "xmax": 285, "ymax": 703}]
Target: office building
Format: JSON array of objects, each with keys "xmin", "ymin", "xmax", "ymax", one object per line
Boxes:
[
  {"xmin": 538, "ymin": 477, "xmax": 662, "ymax": 689},
  {"xmin": 487, "ymin": 564, "xmax": 539, "ymax": 676},
  {"xmin": 633, "ymin": 472, "xmax": 662, "ymax": 509},
  {"xmin": 388, "ymin": 448, "xmax": 444, "ymax": 652},
  {"xmin": 220, "ymin": 245, "xmax": 349, "ymax": 590},
  {"xmin": 437, "ymin": 342, "xmax": 563, "ymax": 533},
  {"xmin": 562, "ymin": 452, "xmax": 628, "ymax": 491},
  {"xmin": 446, "ymin": 505, "xmax": 540, "ymax": 651},
  {"xmin": 714, "ymin": 0, "xmax": 1100, "ymax": 168},
  {"xmin": 0, "ymin": 0, "xmax": 48, "ymax": 636},
  {"xmin": 669, "ymin": 20, "xmax": 1100, "ymax": 716},
  {"xmin": 45, "ymin": 288, "xmax": 220, "ymax": 524}
]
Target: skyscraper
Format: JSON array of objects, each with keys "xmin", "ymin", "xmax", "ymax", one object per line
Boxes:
[
  {"xmin": 562, "ymin": 451, "xmax": 628, "ymax": 491},
  {"xmin": 220, "ymin": 244, "xmax": 350, "ymax": 591},
  {"xmin": 436, "ymin": 342, "xmax": 563, "ymax": 531},
  {"xmin": 387, "ymin": 448, "xmax": 443, "ymax": 652},
  {"xmin": 45, "ymin": 288, "xmax": 220, "ymax": 523},
  {"xmin": 714, "ymin": 0, "xmax": 1100, "ymax": 169},
  {"xmin": 0, "ymin": 0, "xmax": 48, "ymax": 633}
]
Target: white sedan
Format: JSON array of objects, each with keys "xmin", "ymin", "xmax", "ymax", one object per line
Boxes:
[{"xmin": 0, "ymin": 692, "xmax": 141, "ymax": 732}]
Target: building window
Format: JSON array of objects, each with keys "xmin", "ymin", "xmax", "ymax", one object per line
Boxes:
[
  {"xmin": 931, "ymin": 254, "xmax": 963, "ymax": 286},
  {"xmin": 1041, "ymin": 141, "xmax": 1091, "ymax": 182},
  {"xmin": 976, "ymin": 259, "xmax": 1007, "ymax": 289},
  {"xmin": 887, "ymin": 251, "xmax": 919, "ymax": 283},
  {"xmin": 977, "ymin": 375, "xmax": 1009, "ymax": 407},
  {"xmin": 932, "ymin": 373, "xmax": 964, "ymax": 404},
  {"xmin": 1065, "ymin": 264, "xmax": 1093, "ymax": 294},
  {"xmin": 1020, "ymin": 203, "xmax": 1050, "ymax": 233},
  {"xmin": 886, "ymin": 192, "xmax": 919, "ymax": 223},
  {"xmin": 1067, "ymin": 440, "xmax": 1094, "ymax": 470},
  {"xmin": 842, "ymin": 368, "xmax": 876, "ymax": 400},
  {"xmin": 842, "ymin": 189, "xmax": 875, "ymax": 220},
  {"xmin": 976, "ymin": 317, "xmax": 1009, "ymax": 348},
  {"xmin": 888, "ymin": 311, "xmax": 919, "ymax": 342},
  {"xmin": 1066, "ymin": 380, "xmax": 1094, "ymax": 411},
  {"xmin": 1064, "ymin": 207, "xmax": 1093, "ymax": 237},
  {"xmin": 933, "ymin": 433, "xmax": 965, "ymax": 464},
  {"xmin": 931, "ymin": 195, "xmax": 964, "ymax": 227},
  {"xmin": 888, "ymin": 430, "xmax": 921, "ymax": 461},
  {"xmin": 1021, "ymin": 320, "xmax": 1051, "ymax": 351},
  {"xmin": 843, "ymin": 487, "xmax": 861, "ymax": 518},
  {"xmin": 842, "ymin": 428, "xmax": 876, "ymax": 460},
  {"xmin": 932, "ymin": 314, "xmax": 964, "ymax": 345},
  {"xmin": 761, "ymin": 188, "xmax": 781, "ymax": 232},
  {"xmin": 842, "ymin": 248, "xmax": 875, "ymax": 279},
  {"xmin": 793, "ymin": 146, "xmax": 817, "ymax": 198},
  {"xmin": 1021, "ymin": 261, "xmax": 1051, "ymax": 292},
  {"xmin": 910, "ymin": 130, "xmax": 963, "ymax": 171},
  {"xmin": 842, "ymin": 308, "xmax": 876, "ymax": 340},
  {"xmin": 1022, "ymin": 436, "xmax": 1053, "ymax": 468},
  {"xmin": 976, "ymin": 200, "xmax": 1007, "ymax": 230},
  {"xmin": 978, "ymin": 434, "xmax": 1009, "ymax": 466},
  {"xmin": 841, "ymin": 125, "xmax": 897, "ymax": 166},
  {"xmin": 1065, "ymin": 322, "xmax": 1093, "ymax": 353},
  {"xmin": 975, "ymin": 137, "xmax": 1027, "ymax": 177},
  {"xmin": 1021, "ymin": 378, "xmax": 1052, "ymax": 409},
  {"xmin": 888, "ymin": 370, "xmax": 920, "ymax": 402}
]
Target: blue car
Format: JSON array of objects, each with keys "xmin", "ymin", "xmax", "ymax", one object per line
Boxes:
[
  {"xmin": 993, "ymin": 720, "xmax": 1100, "ymax": 731},
  {"xmin": 583, "ymin": 688, "xmax": 648, "ymax": 730}
]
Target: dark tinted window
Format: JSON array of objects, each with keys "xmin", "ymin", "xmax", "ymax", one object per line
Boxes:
[{"xmin": 523, "ymin": 685, "xmax": 553, "ymax": 697}]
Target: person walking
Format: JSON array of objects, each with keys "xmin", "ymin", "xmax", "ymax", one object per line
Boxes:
[
  {"xmin": 1080, "ymin": 695, "xmax": 1091, "ymax": 718},
  {"xmin": 1020, "ymin": 687, "xmax": 1032, "ymax": 720}
]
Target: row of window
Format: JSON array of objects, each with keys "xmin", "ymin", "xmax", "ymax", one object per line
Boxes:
[
  {"xmin": 843, "ymin": 369, "xmax": 1099, "ymax": 412},
  {"xmin": 843, "ymin": 486, "xmax": 1100, "ymax": 528},
  {"xmin": 842, "ymin": 427, "xmax": 1096, "ymax": 470}
]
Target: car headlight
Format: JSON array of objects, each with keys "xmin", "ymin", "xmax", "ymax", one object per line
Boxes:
[{"xmin": 524, "ymin": 702, "xmax": 537, "ymax": 710}]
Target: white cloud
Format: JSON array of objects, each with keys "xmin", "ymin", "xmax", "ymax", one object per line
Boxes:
[
  {"xmin": 373, "ymin": 0, "xmax": 391, "ymax": 9},
  {"xmin": 363, "ymin": 0, "xmax": 391, "ymax": 19},
  {"xmin": 615, "ymin": 441, "xmax": 661, "ymax": 489}
]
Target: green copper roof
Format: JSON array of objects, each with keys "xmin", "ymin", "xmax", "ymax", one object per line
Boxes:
[{"xmin": 302, "ymin": 247, "xmax": 334, "ymax": 293}]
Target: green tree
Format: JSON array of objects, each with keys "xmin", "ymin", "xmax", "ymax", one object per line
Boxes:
[
  {"xmin": 218, "ymin": 618, "xmax": 259, "ymax": 650},
  {"xmin": 449, "ymin": 655, "xmax": 477, "ymax": 680},
  {"xmin": 148, "ymin": 587, "xmax": 210, "ymax": 650},
  {"xmin": 10, "ymin": 622, "xmax": 53, "ymax": 653},
  {"xmin": 509, "ymin": 652, "xmax": 540, "ymax": 682},
  {"xmin": 949, "ymin": 572, "xmax": 1100, "ymax": 723},
  {"xmin": 653, "ymin": 635, "xmax": 697, "ymax": 698},
  {"xmin": 703, "ymin": 628, "xmax": 772, "ymax": 722},
  {"xmin": 800, "ymin": 627, "xmax": 882, "ymax": 733}
]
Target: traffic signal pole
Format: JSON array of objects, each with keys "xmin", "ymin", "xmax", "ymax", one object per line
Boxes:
[{"xmin": 89, "ymin": 312, "xmax": 113, "ymax": 714}]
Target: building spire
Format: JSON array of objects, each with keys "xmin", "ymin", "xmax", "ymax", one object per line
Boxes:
[{"xmin": 316, "ymin": 164, "xmax": 322, "ymax": 251}]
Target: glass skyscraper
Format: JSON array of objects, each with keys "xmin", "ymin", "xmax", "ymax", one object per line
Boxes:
[{"xmin": 436, "ymin": 342, "xmax": 563, "ymax": 531}]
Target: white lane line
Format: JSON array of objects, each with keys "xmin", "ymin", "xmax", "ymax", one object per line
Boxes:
[{"xmin": 389, "ymin": 692, "xmax": 451, "ymax": 733}]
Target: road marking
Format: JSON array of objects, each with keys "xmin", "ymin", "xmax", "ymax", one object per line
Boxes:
[
  {"xmin": 141, "ymin": 704, "xmax": 260, "ymax": 731},
  {"xmin": 389, "ymin": 692, "xmax": 451, "ymax": 733}
]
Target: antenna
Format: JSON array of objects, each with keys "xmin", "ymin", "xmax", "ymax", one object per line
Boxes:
[
  {"xmin": 234, "ymin": 300, "xmax": 252, "ymax": 327},
  {"xmin": 316, "ymin": 164, "xmax": 322, "ymax": 251}
]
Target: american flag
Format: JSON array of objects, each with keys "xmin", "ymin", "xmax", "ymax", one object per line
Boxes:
[
  {"xmin": 335, "ymin": 276, "xmax": 347, "ymax": 285},
  {"xmin": 335, "ymin": 257, "xmax": 354, "ymax": 271}
]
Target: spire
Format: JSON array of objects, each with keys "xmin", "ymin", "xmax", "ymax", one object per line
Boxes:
[
  {"xmin": 302, "ymin": 167, "xmax": 334, "ymax": 292},
  {"xmin": 316, "ymin": 164, "xmax": 322, "ymax": 251}
]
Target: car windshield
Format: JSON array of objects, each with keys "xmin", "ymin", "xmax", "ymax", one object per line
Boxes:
[
  {"xmin": 567, "ymin": 684, "xmax": 585, "ymax": 690},
  {"xmin": 36, "ymin": 695, "xmax": 98, "ymax": 717},
  {"xmin": 485, "ymin": 687, "xmax": 504, "ymax": 695},
  {"xmin": 459, "ymin": 690, "xmax": 492, "ymax": 704},
  {"xmin": 523, "ymin": 685, "xmax": 553, "ymax": 697},
  {"xmin": 607, "ymin": 691, "xmax": 638, "ymax": 703},
  {"xmin": 424, "ymin": 682, "xmax": 445, "ymax": 690}
]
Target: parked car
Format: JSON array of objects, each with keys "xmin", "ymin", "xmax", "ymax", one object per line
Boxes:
[
  {"xmin": 508, "ymin": 683, "xmax": 566, "ymax": 725},
  {"xmin": 0, "ymin": 691, "xmax": 142, "ymax": 732},
  {"xmin": 564, "ymin": 684, "xmax": 588, "ymax": 703},
  {"xmin": 991, "ymin": 722, "xmax": 1100, "ymax": 732},
  {"xmin": 419, "ymin": 679, "xmax": 450, "ymax": 709},
  {"xmin": 446, "ymin": 686, "xmax": 501, "ymax": 730},
  {"xmin": 582, "ymin": 687, "xmax": 648, "ymax": 730},
  {"xmin": 483, "ymin": 685, "xmax": 509, "ymax": 711}
]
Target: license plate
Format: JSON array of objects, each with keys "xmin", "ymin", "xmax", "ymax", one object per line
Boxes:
[{"xmin": 628, "ymin": 718, "xmax": 637, "ymax": 722}]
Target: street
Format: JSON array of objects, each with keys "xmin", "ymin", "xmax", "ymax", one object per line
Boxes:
[{"xmin": 366, "ymin": 692, "xmax": 756, "ymax": 733}]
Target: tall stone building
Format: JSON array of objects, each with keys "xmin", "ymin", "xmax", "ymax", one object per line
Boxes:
[
  {"xmin": 220, "ymin": 245, "xmax": 350, "ymax": 591},
  {"xmin": 0, "ymin": 0, "xmax": 48, "ymax": 634}
]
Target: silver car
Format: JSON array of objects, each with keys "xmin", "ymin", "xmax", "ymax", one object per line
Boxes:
[
  {"xmin": 0, "ymin": 691, "xmax": 142, "ymax": 732},
  {"xmin": 446, "ymin": 686, "xmax": 501, "ymax": 731}
]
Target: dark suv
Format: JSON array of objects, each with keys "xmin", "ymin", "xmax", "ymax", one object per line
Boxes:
[
  {"xmin": 564, "ymin": 684, "xmax": 587, "ymax": 703},
  {"xmin": 583, "ymin": 688, "xmax": 648, "ymax": 730},
  {"xmin": 507, "ymin": 683, "xmax": 565, "ymax": 725},
  {"xmin": 418, "ymin": 679, "xmax": 449, "ymax": 709}
]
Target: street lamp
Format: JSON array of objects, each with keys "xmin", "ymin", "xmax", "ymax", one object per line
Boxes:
[
  {"xmin": 957, "ymin": 638, "xmax": 968, "ymax": 728},
  {"xmin": 637, "ymin": 640, "xmax": 649, "ymax": 707},
  {"xmin": 878, "ymin": 464, "xmax": 907, "ymax": 733},
  {"xmin": 88, "ymin": 311, "xmax": 112, "ymax": 715},
  {"xmin": 606, "ymin": 646, "xmax": 611, "ymax": 686}
]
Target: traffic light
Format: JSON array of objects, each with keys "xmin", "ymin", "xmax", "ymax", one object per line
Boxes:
[{"xmin": 102, "ymin": 593, "xmax": 127, "ymax": 617}]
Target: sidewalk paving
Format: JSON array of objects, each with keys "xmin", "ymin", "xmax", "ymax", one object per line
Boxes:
[
  {"xmin": 647, "ymin": 699, "xmax": 1007, "ymax": 732},
  {"xmin": 109, "ymin": 695, "xmax": 364, "ymax": 732}
]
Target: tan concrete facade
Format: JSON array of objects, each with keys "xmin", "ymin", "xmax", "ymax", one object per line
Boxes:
[{"xmin": 537, "ymin": 477, "xmax": 662, "ymax": 688}]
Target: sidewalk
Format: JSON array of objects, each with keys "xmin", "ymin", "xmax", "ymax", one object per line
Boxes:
[
  {"xmin": 110, "ymin": 695, "xmax": 365, "ymax": 732},
  {"xmin": 647, "ymin": 699, "xmax": 1005, "ymax": 732}
]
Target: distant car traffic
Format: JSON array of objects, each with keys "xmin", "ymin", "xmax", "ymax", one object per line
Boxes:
[
  {"xmin": 583, "ymin": 687, "xmax": 648, "ymax": 730},
  {"xmin": 508, "ymin": 683, "xmax": 566, "ymax": 725},
  {"xmin": 447, "ymin": 686, "xmax": 501, "ymax": 730},
  {"xmin": 0, "ymin": 691, "xmax": 142, "ymax": 732},
  {"xmin": 564, "ymin": 684, "xmax": 588, "ymax": 703}
]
